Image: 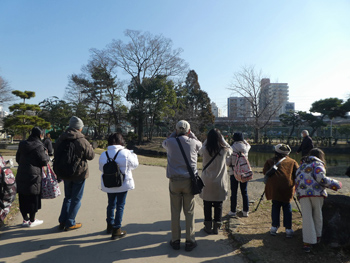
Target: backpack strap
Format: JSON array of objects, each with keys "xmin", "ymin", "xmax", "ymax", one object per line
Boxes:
[
  {"xmin": 105, "ymin": 149, "xmax": 123, "ymax": 161},
  {"xmin": 112, "ymin": 149, "xmax": 122, "ymax": 160}
]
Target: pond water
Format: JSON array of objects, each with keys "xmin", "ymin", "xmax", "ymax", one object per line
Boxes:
[{"xmin": 248, "ymin": 152, "xmax": 350, "ymax": 167}]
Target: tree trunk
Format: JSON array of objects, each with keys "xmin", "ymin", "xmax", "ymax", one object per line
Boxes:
[{"xmin": 254, "ymin": 127, "xmax": 259, "ymax": 143}]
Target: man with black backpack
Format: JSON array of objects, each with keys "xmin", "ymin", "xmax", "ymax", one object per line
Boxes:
[{"xmin": 54, "ymin": 116, "xmax": 95, "ymax": 231}]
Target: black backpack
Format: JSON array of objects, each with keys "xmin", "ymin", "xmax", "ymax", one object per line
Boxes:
[
  {"xmin": 102, "ymin": 150, "xmax": 125, "ymax": 188},
  {"xmin": 53, "ymin": 139, "xmax": 81, "ymax": 179}
]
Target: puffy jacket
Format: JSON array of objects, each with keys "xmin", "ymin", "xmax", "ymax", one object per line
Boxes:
[
  {"xmin": 99, "ymin": 145, "xmax": 139, "ymax": 193},
  {"xmin": 54, "ymin": 128, "xmax": 95, "ymax": 181},
  {"xmin": 16, "ymin": 136, "xmax": 50, "ymax": 195},
  {"xmin": 227, "ymin": 140, "xmax": 251, "ymax": 176},
  {"xmin": 295, "ymin": 156, "xmax": 342, "ymax": 199}
]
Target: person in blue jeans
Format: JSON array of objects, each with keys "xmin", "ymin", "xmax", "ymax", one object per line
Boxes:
[
  {"xmin": 99, "ymin": 133, "xmax": 139, "ymax": 240},
  {"xmin": 227, "ymin": 133, "xmax": 251, "ymax": 217},
  {"xmin": 263, "ymin": 144, "xmax": 299, "ymax": 238},
  {"xmin": 55, "ymin": 116, "xmax": 95, "ymax": 231}
]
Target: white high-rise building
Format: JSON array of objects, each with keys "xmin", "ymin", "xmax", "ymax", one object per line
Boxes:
[
  {"xmin": 260, "ymin": 78, "xmax": 292, "ymax": 119},
  {"xmin": 211, "ymin": 102, "xmax": 222, "ymax": 118}
]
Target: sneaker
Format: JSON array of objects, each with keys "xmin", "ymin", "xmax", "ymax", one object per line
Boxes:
[
  {"xmin": 29, "ymin": 219, "xmax": 43, "ymax": 227},
  {"xmin": 185, "ymin": 241, "xmax": 197, "ymax": 252},
  {"xmin": 303, "ymin": 243, "xmax": 311, "ymax": 253},
  {"xmin": 22, "ymin": 220, "xmax": 30, "ymax": 227},
  {"xmin": 270, "ymin": 226, "xmax": 278, "ymax": 236},
  {"xmin": 286, "ymin": 229, "xmax": 294, "ymax": 238},
  {"xmin": 228, "ymin": 211, "xmax": 236, "ymax": 217},
  {"xmin": 242, "ymin": 211, "xmax": 249, "ymax": 217},
  {"xmin": 169, "ymin": 240, "xmax": 180, "ymax": 250},
  {"xmin": 65, "ymin": 223, "xmax": 82, "ymax": 231}
]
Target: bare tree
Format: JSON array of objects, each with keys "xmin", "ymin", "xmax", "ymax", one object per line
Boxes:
[
  {"xmin": 0, "ymin": 76, "xmax": 14, "ymax": 104},
  {"xmin": 229, "ymin": 66, "xmax": 284, "ymax": 142},
  {"xmin": 107, "ymin": 29, "xmax": 188, "ymax": 142}
]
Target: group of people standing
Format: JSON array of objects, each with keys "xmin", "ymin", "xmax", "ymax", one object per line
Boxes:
[
  {"xmin": 14, "ymin": 117, "xmax": 343, "ymax": 254},
  {"xmin": 262, "ymin": 130, "xmax": 342, "ymax": 252}
]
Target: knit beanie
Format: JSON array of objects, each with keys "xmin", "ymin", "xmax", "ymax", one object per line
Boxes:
[
  {"xmin": 233, "ymin": 132, "xmax": 244, "ymax": 142},
  {"xmin": 275, "ymin": 144, "xmax": 291, "ymax": 155},
  {"xmin": 69, "ymin": 116, "xmax": 84, "ymax": 130}
]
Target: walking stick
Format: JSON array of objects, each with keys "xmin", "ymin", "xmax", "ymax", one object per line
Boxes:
[
  {"xmin": 293, "ymin": 196, "xmax": 302, "ymax": 216},
  {"xmin": 254, "ymin": 190, "xmax": 265, "ymax": 212}
]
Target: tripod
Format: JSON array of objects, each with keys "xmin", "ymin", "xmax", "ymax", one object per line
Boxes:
[{"xmin": 254, "ymin": 190, "xmax": 302, "ymax": 216}]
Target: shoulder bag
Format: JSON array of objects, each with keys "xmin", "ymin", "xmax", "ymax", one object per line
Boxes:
[{"xmin": 175, "ymin": 137, "xmax": 204, "ymax": 195}]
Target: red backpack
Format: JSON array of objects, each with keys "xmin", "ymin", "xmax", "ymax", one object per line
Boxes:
[{"xmin": 230, "ymin": 152, "xmax": 253, "ymax": 183}]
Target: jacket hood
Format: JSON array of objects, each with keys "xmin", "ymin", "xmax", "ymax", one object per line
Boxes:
[
  {"xmin": 305, "ymin": 156, "xmax": 323, "ymax": 164},
  {"xmin": 232, "ymin": 141, "xmax": 249, "ymax": 153},
  {"xmin": 20, "ymin": 137, "xmax": 44, "ymax": 153},
  {"xmin": 60, "ymin": 128, "xmax": 85, "ymax": 140}
]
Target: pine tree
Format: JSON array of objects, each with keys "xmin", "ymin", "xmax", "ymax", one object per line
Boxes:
[{"xmin": 4, "ymin": 90, "xmax": 50, "ymax": 139}]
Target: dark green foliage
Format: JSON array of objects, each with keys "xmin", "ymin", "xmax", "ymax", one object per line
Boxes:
[
  {"xmin": 171, "ymin": 70, "xmax": 214, "ymax": 135},
  {"xmin": 4, "ymin": 90, "xmax": 51, "ymax": 139}
]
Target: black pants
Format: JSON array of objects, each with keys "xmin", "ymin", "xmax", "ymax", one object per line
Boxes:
[
  {"xmin": 203, "ymin": 200, "xmax": 223, "ymax": 222},
  {"xmin": 18, "ymin": 194, "xmax": 41, "ymax": 222}
]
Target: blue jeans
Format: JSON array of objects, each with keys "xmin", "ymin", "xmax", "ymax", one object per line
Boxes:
[
  {"xmin": 271, "ymin": 200, "xmax": 292, "ymax": 229},
  {"xmin": 107, "ymin": 191, "xmax": 128, "ymax": 229},
  {"xmin": 230, "ymin": 175, "xmax": 249, "ymax": 212},
  {"xmin": 59, "ymin": 179, "xmax": 85, "ymax": 227}
]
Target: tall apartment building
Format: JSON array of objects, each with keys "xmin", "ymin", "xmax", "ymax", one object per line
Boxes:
[
  {"xmin": 211, "ymin": 102, "xmax": 222, "ymax": 118},
  {"xmin": 260, "ymin": 78, "xmax": 290, "ymax": 119},
  {"xmin": 227, "ymin": 97, "xmax": 252, "ymax": 119}
]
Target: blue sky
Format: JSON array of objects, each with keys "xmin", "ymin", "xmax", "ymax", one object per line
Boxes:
[{"xmin": 1, "ymin": 0, "xmax": 350, "ymax": 116}]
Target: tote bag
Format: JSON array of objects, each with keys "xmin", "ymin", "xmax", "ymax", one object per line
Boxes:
[{"xmin": 41, "ymin": 163, "xmax": 61, "ymax": 199}]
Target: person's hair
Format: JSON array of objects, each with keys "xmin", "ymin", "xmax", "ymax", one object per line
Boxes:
[
  {"xmin": 309, "ymin": 148, "xmax": 326, "ymax": 165},
  {"xmin": 206, "ymin": 129, "xmax": 226, "ymax": 157},
  {"xmin": 302, "ymin": 130, "xmax": 309, "ymax": 136},
  {"xmin": 46, "ymin": 133, "xmax": 51, "ymax": 138},
  {"xmin": 107, "ymin": 133, "xmax": 125, "ymax": 146}
]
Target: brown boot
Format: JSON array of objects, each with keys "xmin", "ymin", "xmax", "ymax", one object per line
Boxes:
[{"xmin": 111, "ymin": 228, "xmax": 127, "ymax": 240}]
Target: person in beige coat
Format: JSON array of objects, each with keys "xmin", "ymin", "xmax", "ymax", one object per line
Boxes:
[{"xmin": 199, "ymin": 129, "xmax": 232, "ymax": 234}]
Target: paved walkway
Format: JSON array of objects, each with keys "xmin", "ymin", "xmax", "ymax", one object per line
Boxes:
[{"xmin": 0, "ymin": 157, "xmax": 246, "ymax": 263}]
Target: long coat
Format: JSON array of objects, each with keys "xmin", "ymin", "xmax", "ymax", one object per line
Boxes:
[
  {"xmin": 199, "ymin": 141, "xmax": 233, "ymax": 202},
  {"xmin": 16, "ymin": 136, "xmax": 50, "ymax": 195},
  {"xmin": 263, "ymin": 156, "xmax": 299, "ymax": 203}
]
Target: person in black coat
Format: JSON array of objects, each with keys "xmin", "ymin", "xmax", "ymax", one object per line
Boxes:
[
  {"xmin": 296, "ymin": 130, "xmax": 314, "ymax": 157},
  {"xmin": 43, "ymin": 133, "xmax": 53, "ymax": 156},
  {"xmin": 16, "ymin": 127, "xmax": 50, "ymax": 227}
]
